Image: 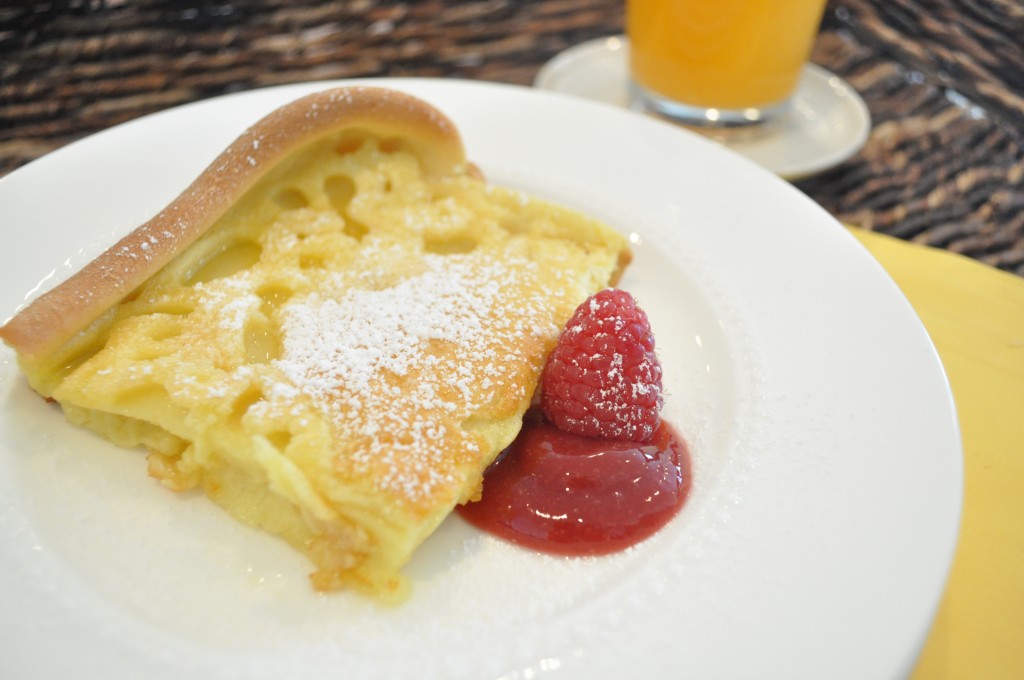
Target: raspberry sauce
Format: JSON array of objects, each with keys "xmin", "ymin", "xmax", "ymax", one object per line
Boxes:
[{"xmin": 456, "ymin": 409, "xmax": 691, "ymax": 555}]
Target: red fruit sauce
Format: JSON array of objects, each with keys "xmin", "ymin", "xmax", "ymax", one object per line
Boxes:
[{"xmin": 456, "ymin": 409, "xmax": 692, "ymax": 556}]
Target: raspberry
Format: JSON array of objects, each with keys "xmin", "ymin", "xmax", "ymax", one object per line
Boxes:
[{"xmin": 540, "ymin": 289, "xmax": 663, "ymax": 442}]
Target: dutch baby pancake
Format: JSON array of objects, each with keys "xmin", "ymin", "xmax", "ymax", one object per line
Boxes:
[{"xmin": 0, "ymin": 87, "xmax": 630, "ymax": 600}]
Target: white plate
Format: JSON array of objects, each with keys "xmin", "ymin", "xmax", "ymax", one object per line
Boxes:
[
  {"xmin": 0, "ymin": 79, "xmax": 959, "ymax": 680},
  {"xmin": 534, "ymin": 36, "xmax": 872, "ymax": 180}
]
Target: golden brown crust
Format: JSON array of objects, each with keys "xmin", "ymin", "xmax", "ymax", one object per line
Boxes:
[
  {"xmin": 611, "ymin": 248, "xmax": 633, "ymax": 287},
  {"xmin": 0, "ymin": 87, "xmax": 467, "ymax": 361}
]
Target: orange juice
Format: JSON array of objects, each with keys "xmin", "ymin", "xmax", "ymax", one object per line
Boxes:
[{"xmin": 627, "ymin": 0, "xmax": 826, "ymax": 111}]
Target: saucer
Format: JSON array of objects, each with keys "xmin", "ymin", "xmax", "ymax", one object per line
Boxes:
[{"xmin": 534, "ymin": 36, "xmax": 871, "ymax": 180}]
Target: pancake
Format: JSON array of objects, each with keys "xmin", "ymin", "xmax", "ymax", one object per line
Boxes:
[{"xmin": 0, "ymin": 86, "xmax": 631, "ymax": 601}]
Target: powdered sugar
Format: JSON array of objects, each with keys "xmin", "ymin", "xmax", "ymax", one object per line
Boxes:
[
  {"xmin": 195, "ymin": 275, "xmax": 261, "ymax": 331},
  {"xmin": 273, "ymin": 249, "xmax": 560, "ymax": 504}
]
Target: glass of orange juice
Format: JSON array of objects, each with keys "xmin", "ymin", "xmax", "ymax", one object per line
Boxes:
[{"xmin": 627, "ymin": 0, "xmax": 827, "ymax": 127}]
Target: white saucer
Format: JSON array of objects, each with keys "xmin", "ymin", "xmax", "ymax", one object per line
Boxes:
[{"xmin": 534, "ymin": 36, "xmax": 871, "ymax": 180}]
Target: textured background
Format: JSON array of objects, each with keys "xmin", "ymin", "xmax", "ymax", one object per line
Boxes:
[{"xmin": 2, "ymin": 0, "xmax": 1022, "ymax": 273}]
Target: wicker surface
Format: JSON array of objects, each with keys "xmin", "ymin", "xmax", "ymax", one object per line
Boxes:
[{"xmin": 2, "ymin": 0, "xmax": 1022, "ymax": 273}]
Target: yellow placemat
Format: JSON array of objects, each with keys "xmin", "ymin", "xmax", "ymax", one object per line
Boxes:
[{"xmin": 848, "ymin": 227, "xmax": 1024, "ymax": 679}]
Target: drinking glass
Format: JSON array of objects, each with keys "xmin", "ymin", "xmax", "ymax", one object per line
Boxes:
[{"xmin": 627, "ymin": 0, "xmax": 828, "ymax": 127}]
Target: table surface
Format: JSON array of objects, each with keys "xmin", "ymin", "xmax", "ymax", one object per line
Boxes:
[{"xmin": 2, "ymin": 0, "xmax": 1022, "ymax": 275}]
